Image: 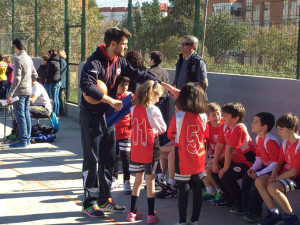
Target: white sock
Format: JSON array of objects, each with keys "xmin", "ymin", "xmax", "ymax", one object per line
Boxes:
[
  {"xmin": 157, "ymin": 173, "xmax": 165, "ymax": 180},
  {"xmin": 205, "ymin": 186, "xmax": 215, "ymax": 195},
  {"xmin": 270, "ymin": 208, "xmax": 279, "ymax": 215},
  {"xmin": 216, "ymin": 189, "xmax": 223, "ymax": 193},
  {"xmin": 168, "ymin": 178, "xmax": 176, "ymax": 187}
]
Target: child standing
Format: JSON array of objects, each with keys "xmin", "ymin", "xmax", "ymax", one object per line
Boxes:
[
  {"xmin": 168, "ymin": 82, "xmax": 208, "ymax": 225},
  {"xmin": 202, "ymin": 102, "xmax": 225, "ymax": 201},
  {"xmin": 242, "ymin": 112, "xmax": 280, "ymax": 222},
  {"xmin": 255, "ymin": 113, "xmax": 300, "ymax": 225},
  {"xmin": 212, "ymin": 102, "xmax": 255, "ymax": 210},
  {"xmin": 112, "ymin": 76, "xmax": 133, "ymax": 194},
  {"xmin": 127, "ymin": 80, "xmax": 166, "ymax": 224}
]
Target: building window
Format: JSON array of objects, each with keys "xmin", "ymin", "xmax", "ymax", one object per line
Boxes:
[
  {"xmin": 264, "ymin": 2, "xmax": 270, "ymax": 27},
  {"xmin": 253, "ymin": 4, "xmax": 260, "ymax": 26}
]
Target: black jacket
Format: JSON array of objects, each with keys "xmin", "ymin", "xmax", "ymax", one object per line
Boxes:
[
  {"xmin": 80, "ymin": 45, "xmax": 158, "ymax": 113},
  {"xmin": 47, "ymin": 55, "xmax": 61, "ymax": 82},
  {"xmin": 37, "ymin": 64, "xmax": 47, "ymax": 84},
  {"xmin": 149, "ymin": 65, "xmax": 169, "ymax": 99}
]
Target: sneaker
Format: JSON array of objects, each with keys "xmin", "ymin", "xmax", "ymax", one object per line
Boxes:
[
  {"xmin": 202, "ymin": 192, "xmax": 215, "ymax": 201},
  {"xmin": 243, "ymin": 213, "xmax": 262, "ymax": 223},
  {"xmin": 187, "ymin": 219, "xmax": 198, "ymax": 225},
  {"xmin": 6, "ymin": 133, "xmax": 16, "ymax": 141},
  {"xmin": 9, "ymin": 141, "xmax": 27, "ymax": 148},
  {"xmin": 99, "ymin": 198, "xmax": 126, "ymax": 212},
  {"xmin": 258, "ymin": 212, "xmax": 284, "ymax": 225},
  {"xmin": 144, "ymin": 178, "xmax": 166, "ymax": 191},
  {"xmin": 147, "ymin": 211, "xmax": 159, "ymax": 224},
  {"xmin": 156, "ymin": 183, "xmax": 178, "ymax": 199},
  {"xmin": 123, "ymin": 180, "xmax": 132, "ymax": 195},
  {"xmin": 174, "ymin": 223, "xmax": 187, "ymax": 225},
  {"xmin": 284, "ymin": 214, "xmax": 300, "ymax": 225},
  {"xmin": 111, "ymin": 177, "xmax": 120, "ymax": 190},
  {"xmin": 215, "ymin": 197, "xmax": 234, "ymax": 207},
  {"xmin": 213, "ymin": 192, "xmax": 223, "ymax": 205},
  {"xmin": 126, "ymin": 211, "xmax": 143, "ymax": 222},
  {"xmin": 230, "ymin": 206, "xmax": 247, "ymax": 215},
  {"xmin": 82, "ymin": 205, "xmax": 104, "ymax": 218}
]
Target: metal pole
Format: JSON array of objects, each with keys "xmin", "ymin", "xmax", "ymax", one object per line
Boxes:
[
  {"xmin": 297, "ymin": 12, "xmax": 300, "ymax": 80},
  {"xmin": 11, "ymin": 0, "xmax": 15, "ymax": 54},
  {"xmin": 127, "ymin": 0, "xmax": 133, "ymax": 50},
  {"xmin": 34, "ymin": 0, "xmax": 38, "ymax": 57},
  {"xmin": 65, "ymin": 0, "xmax": 70, "ymax": 99},
  {"xmin": 195, "ymin": 0, "xmax": 201, "ymax": 39},
  {"xmin": 201, "ymin": 0, "xmax": 208, "ymax": 57},
  {"xmin": 81, "ymin": 0, "xmax": 86, "ymax": 62}
]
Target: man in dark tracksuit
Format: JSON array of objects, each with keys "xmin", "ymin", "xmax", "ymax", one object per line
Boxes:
[{"xmin": 80, "ymin": 27, "xmax": 177, "ymax": 218}]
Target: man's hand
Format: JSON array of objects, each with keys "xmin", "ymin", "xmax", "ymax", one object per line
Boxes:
[
  {"xmin": 110, "ymin": 99, "xmax": 123, "ymax": 111},
  {"xmin": 7, "ymin": 96, "xmax": 12, "ymax": 105}
]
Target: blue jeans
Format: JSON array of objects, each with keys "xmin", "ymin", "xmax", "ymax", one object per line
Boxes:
[
  {"xmin": 49, "ymin": 81, "xmax": 61, "ymax": 115},
  {"xmin": 13, "ymin": 95, "xmax": 31, "ymax": 144}
]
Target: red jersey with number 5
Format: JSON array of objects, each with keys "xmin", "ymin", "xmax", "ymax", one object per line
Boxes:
[
  {"xmin": 168, "ymin": 112, "xmax": 208, "ymax": 175},
  {"xmin": 130, "ymin": 104, "xmax": 166, "ymax": 163}
]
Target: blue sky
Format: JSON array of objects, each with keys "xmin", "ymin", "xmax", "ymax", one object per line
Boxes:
[{"xmin": 96, "ymin": 0, "xmax": 169, "ymax": 7}]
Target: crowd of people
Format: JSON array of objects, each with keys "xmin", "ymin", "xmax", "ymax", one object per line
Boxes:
[
  {"xmin": 78, "ymin": 27, "xmax": 299, "ymax": 225},
  {"xmin": 1, "ymin": 39, "xmax": 67, "ymax": 148}
]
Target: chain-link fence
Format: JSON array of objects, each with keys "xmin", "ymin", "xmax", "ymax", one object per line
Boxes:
[{"xmin": 0, "ymin": 0, "xmax": 299, "ymax": 105}]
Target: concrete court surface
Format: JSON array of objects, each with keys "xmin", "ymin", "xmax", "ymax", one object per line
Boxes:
[{"xmin": 0, "ymin": 110, "xmax": 299, "ymax": 225}]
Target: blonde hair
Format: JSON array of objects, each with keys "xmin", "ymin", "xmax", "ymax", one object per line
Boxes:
[
  {"xmin": 133, "ymin": 80, "xmax": 163, "ymax": 108},
  {"xmin": 58, "ymin": 49, "xmax": 67, "ymax": 59},
  {"xmin": 4, "ymin": 56, "xmax": 11, "ymax": 64}
]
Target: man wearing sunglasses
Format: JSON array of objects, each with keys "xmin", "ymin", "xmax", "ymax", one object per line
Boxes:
[{"xmin": 173, "ymin": 35, "xmax": 208, "ymax": 97}]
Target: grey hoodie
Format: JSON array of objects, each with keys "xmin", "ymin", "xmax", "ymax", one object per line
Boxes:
[{"xmin": 8, "ymin": 50, "xmax": 38, "ymax": 97}]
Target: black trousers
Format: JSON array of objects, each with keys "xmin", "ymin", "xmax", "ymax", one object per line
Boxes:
[
  {"xmin": 212, "ymin": 160, "xmax": 249, "ymax": 205},
  {"xmin": 178, "ymin": 179, "xmax": 203, "ymax": 223},
  {"xmin": 242, "ymin": 173, "xmax": 263, "ymax": 215},
  {"xmin": 114, "ymin": 139, "xmax": 131, "ymax": 183},
  {"xmin": 79, "ymin": 109, "xmax": 116, "ymax": 208}
]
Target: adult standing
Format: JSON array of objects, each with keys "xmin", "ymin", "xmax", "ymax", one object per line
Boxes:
[
  {"xmin": 80, "ymin": 27, "xmax": 177, "ymax": 218},
  {"xmin": 7, "ymin": 38, "xmax": 38, "ymax": 148},
  {"xmin": 47, "ymin": 50, "xmax": 61, "ymax": 116},
  {"xmin": 173, "ymin": 35, "xmax": 208, "ymax": 96},
  {"xmin": 149, "ymin": 51, "xmax": 170, "ymax": 145},
  {"xmin": 37, "ymin": 55, "xmax": 48, "ymax": 86},
  {"xmin": 4, "ymin": 56, "xmax": 14, "ymax": 94},
  {"xmin": 0, "ymin": 53, "xmax": 8, "ymax": 99},
  {"xmin": 58, "ymin": 50, "xmax": 67, "ymax": 116}
]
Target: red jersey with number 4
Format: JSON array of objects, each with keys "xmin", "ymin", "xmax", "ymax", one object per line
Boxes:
[
  {"xmin": 130, "ymin": 104, "xmax": 166, "ymax": 163},
  {"xmin": 277, "ymin": 138, "xmax": 300, "ymax": 179},
  {"xmin": 168, "ymin": 112, "xmax": 208, "ymax": 175},
  {"xmin": 255, "ymin": 133, "xmax": 280, "ymax": 166},
  {"xmin": 218, "ymin": 123, "xmax": 255, "ymax": 167},
  {"xmin": 207, "ymin": 121, "xmax": 224, "ymax": 154}
]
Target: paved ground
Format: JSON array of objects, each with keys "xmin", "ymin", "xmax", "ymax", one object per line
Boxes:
[{"xmin": 0, "ymin": 110, "xmax": 299, "ymax": 225}]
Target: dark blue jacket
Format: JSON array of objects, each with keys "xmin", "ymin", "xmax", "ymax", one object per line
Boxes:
[
  {"xmin": 80, "ymin": 45, "xmax": 158, "ymax": 113},
  {"xmin": 47, "ymin": 55, "xmax": 61, "ymax": 82}
]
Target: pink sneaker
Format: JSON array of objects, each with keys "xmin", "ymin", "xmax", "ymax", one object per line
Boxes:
[
  {"xmin": 147, "ymin": 211, "xmax": 159, "ymax": 224},
  {"xmin": 126, "ymin": 211, "xmax": 143, "ymax": 222}
]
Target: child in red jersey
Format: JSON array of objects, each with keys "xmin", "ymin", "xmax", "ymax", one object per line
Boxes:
[
  {"xmin": 112, "ymin": 76, "xmax": 133, "ymax": 194},
  {"xmin": 126, "ymin": 80, "xmax": 166, "ymax": 224},
  {"xmin": 168, "ymin": 82, "xmax": 208, "ymax": 225},
  {"xmin": 202, "ymin": 102, "xmax": 225, "ymax": 201},
  {"xmin": 242, "ymin": 112, "xmax": 280, "ymax": 222},
  {"xmin": 212, "ymin": 102, "xmax": 255, "ymax": 210},
  {"xmin": 256, "ymin": 113, "xmax": 300, "ymax": 225}
]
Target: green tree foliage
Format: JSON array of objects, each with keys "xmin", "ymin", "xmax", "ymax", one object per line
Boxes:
[
  {"xmin": 0, "ymin": 0, "xmax": 104, "ymax": 61},
  {"xmin": 244, "ymin": 25, "xmax": 297, "ymax": 72},
  {"xmin": 205, "ymin": 12, "xmax": 247, "ymax": 62}
]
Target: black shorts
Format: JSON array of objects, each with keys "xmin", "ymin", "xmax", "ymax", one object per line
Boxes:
[{"xmin": 129, "ymin": 160, "xmax": 160, "ymax": 175}]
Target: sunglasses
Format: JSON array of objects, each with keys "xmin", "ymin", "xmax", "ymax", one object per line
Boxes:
[{"xmin": 181, "ymin": 42, "xmax": 193, "ymax": 46}]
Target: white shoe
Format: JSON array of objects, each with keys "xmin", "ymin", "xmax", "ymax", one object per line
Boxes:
[
  {"xmin": 123, "ymin": 180, "xmax": 132, "ymax": 195},
  {"xmin": 111, "ymin": 178, "xmax": 120, "ymax": 190},
  {"xmin": 187, "ymin": 219, "xmax": 198, "ymax": 225}
]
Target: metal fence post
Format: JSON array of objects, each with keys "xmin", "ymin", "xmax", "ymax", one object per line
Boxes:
[
  {"xmin": 11, "ymin": 0, "xmax": 15, "ymax": 54},
  {"xmin": 195, "ymin": 0, "xmax": 200, "ymax": 39},
  {"xmin": 35, "ymin": 0, "xmax": 38, "ymax": 57},
  {"xmin": 297, "ymin": 13, "xmax": 300, "ymax": 80},
  {"xmin": 65, "ymin": 0, "xmax": 70, "ymax": 98},
  {"xmin": 81, "ymin": 0, "xmax": 86, "ymax": 62},
  {"xmin": 128, "ymin": 0, "xmax": 133, "ymax": 50}
]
